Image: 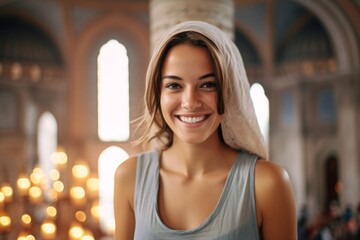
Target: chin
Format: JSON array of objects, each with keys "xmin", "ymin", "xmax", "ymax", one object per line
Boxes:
[{"xmin": 177, "ymin": 134, "xmax": 213, "ymax": 146}]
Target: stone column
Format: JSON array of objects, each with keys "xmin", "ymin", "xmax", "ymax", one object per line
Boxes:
[
  {"xmin": 335, "ymin": 76, "xmax": 360, "ymax": 210},
  {"xmin": 149, "ymin": 0, "xmax": 234, "ymax": 49}
]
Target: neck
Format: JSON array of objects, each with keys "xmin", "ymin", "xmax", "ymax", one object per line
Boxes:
[{"xmin": 161, "ymin": 135, "xmax": 236, "ymax": 177}]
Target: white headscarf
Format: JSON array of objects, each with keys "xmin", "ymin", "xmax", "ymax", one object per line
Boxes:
[{"xmin": 152, "ymin": 21, "xmax": 268, "ymax": 160}]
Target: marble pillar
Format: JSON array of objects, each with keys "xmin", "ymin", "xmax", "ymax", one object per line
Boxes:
[{"xmin": 149, "ymin": 0, "xmax": 234, "ymax": 49}]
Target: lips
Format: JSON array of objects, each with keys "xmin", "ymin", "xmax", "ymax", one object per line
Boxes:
[{"xmin": 178, "ymin": 115, "xmax": 207, "ymax": 123}]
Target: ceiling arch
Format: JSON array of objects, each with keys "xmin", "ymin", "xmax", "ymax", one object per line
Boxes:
[
  {"xmin": 0, "ymin": 16, "xmax": 63, "ymax": 65},
  {"xmin": 294, "ymin": 0, "xmax": 360, "ymax": 72}
]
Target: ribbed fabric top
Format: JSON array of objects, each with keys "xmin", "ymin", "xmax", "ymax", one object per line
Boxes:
[{"xmin": 134, "ymin": 150, "xmax": 260, "ymax": 240}]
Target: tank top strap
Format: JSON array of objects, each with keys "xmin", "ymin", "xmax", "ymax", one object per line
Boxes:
[{"xmin": 134, "ymin": 149, "xmax": 159, "ymax": 224}]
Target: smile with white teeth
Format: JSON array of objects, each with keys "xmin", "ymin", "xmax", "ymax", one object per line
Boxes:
[{"xmin": 179, "ymin": 115, "xmax": 206, "ymax": 123}]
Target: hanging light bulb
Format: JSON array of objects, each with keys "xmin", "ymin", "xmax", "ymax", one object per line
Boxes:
[
  {"xmin": 86, "ymin": 174, "xmax": 98, "ymax": 199},
  {"xmin": 72, "ymin": 160, "xmax": 90, "ymax": 182},
  {"xmin": 49, "ymin": 169, "xmax": 60, "ymax": 181},
  {"xmin": 53, "ymin": 180, "xmax": 64, "ymax": 194},
  {"xmin": 1, "ymin": 182, "xmax": 13, "ymax": 202},
  {"xmin": 30, "ymin": 165, "xmax": 45, "ymax": 186},
  {"xmin": 70, "ymin": 186, "xmax": 86, "ymax": 205},
  {"xmin": 17, "ymin": 174, "xmax": 31, "ymax": 197},
  {"xmin": 21, "ymin": 213, "xmax": 32, "ymax": 228},
  {"xmin": 17, "ymin": 230, "xmax": 35, "ymax": 240},
  {"xmin": 69, "ymin": 222, "xmax": 84, "ymax": 240},
  {"xmin": 0, "ymin": 209, "xmax": 11, "ymax": 233},
  {"xmin": 46, "ymin": 206, "xmax": 57, "ymax": 219},
  {"xmin": 75, "ymin": 211, "xmax": 86, "ymax": 223},
  {"xmin": 0, "ymin": 192, "xmax": 5, "ymax": 208},
  {"xmin": 40, "ymin": 219, "xmax": 56, "ymax": 239},
  {"xmin": 81, "ymin": 229, "xmax": 94, "ymax": 240},
  {"xmin": 90, "ymin": 200, "xmax": 100, "ymax": 220},
  {"xmin": 28, "ymin": 186, "xmax": 42, "ymax": 204},
  {"xmin": 51, "ymin": 147, "xmax": 67, "ymax": 169}
]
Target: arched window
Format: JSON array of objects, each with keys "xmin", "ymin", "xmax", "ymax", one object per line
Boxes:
[
  {"xmin": 317, "ymin": 87, "xmax": 336, "ymax": 123},
  {"xmin": 250, "ymin": 83, "xmax": 269, "ymax": 144},
  {"xmin": 97, "ymin": 39, "xmax": 129, "ymax": 142},
  {"xmin": 37, "ymin": 112, "xmax": 57, "ymax": 197},
  {"xmin": 98, "ymin": 146, "xmax": 129, "ymax": 234}
]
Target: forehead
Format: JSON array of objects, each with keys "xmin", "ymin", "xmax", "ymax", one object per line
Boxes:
[{"xmin": 162, "ymin": 43, "xmax": 214, "ymax": 75}]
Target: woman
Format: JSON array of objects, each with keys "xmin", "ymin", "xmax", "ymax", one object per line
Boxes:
[{"xmin": 114, "ymin": 21, "xmax": 297, "ymax": 239}]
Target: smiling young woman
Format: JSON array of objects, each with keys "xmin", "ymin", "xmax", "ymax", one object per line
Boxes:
[
  {"xmin": 114, "ymin": 21, "xmax": 297, "ymax": 240},
  {"xmin": 160, "ymin": 43, "xmax": 223, "ymax": 146}
]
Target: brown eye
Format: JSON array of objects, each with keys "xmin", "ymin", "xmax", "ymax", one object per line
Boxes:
[
  {"xmin": 200, "ymin": 81, "xmax": 217, "ymax": 89},
  {"xmin": 165, "ymin": 83, "xmax": 181, "ymax": 90}
]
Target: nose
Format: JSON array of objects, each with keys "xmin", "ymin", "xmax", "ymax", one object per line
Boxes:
[{"xmin": 181, "ymin": 88, "xmax": 202, "ymax": 110}]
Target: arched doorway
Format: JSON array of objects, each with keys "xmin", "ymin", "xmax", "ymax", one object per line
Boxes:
[{"xmin": 324, "ymin": 154, "xmax": 339, "ymax": 211}]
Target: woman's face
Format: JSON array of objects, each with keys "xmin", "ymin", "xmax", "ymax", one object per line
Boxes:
[{"xmin": 160, "ymin": 43, "xmax": 223, "ymax": 145}]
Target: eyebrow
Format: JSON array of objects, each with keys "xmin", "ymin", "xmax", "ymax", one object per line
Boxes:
[{"xmin": 162, "ymin": 73, "xmax": 216, "ymax": 80}]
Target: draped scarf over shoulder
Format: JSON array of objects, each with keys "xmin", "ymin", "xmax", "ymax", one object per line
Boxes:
[{"xmin": 148, "ymin": 21, "xmax": 268, "ymax": 160}]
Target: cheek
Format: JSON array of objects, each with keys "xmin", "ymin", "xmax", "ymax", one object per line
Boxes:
[
  {"xmin": 160, "ymin": 93, "xmax": 176, "ymax": 115},
  {"xmin": 202, "ymin": 93, "xmax": 218, "ymax": 109}
]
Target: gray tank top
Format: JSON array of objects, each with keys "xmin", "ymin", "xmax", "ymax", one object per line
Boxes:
[{"xmin": 134, "ymin": 150, "xmax": 260, "ymax": 240}]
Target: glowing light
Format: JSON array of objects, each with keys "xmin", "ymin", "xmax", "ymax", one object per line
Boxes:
[
  {"xmin": 0, "ymin": 210, "xmax": 11, "ymax": 231},
  {"xmin": 91, "ymin": 200, "xmax": 100, "ymax": 219},
  {"xmin": 17, "ymin": 175, "xmax": 31, "ymax": 196},
  {"xmin": 1, "ymin": 183, "xmax": 13, "ymax": 202},
  {"xmin": 86, "ymin": 176, "xmax": 99, "ymax": 198},
  {"xmin": 17, "ymin": 231, "xmax": 35, "ymax": 240},
  {"xmin": 70, "ymin": 186, "xmax": 86, "ymax": 205},
  {"xmin": 41, "ymin": 220, "xmax": 56, "ymax": 239},
  {"xmin": 72, "ymin": 161, "xmax": 89, "ymax": 180},
  {"xmin": 0, "ymin": 216, "xmax": 11, "ymax": 227},
  {"xmin": 21, "ymin": 214, "xmax": 32, "ymax": 226},
  {"xmin": 69, "ymin": 222, "xmax": 84, "ymax": 239},
  {"xmin": 70, "ymin": 186, "xmax": 85, "ymax": 199},
  {"xmin": 46, "ymin": 206, "xmax": 57, "ymax": 218},
  {"xmin": 53, "ymin": 180, "xmax": 64, "ymax": 193},
  {"xmin": 81, "ymin": 229, "xmax": 94, "ymax": 240},
  {"xmin": 51, "ymin": 151, "xmax": 68, "ymax": 167},
  {"xmin": 29, "ymin": 186, "xmax": 42, "ymax": 204},
  {"xmin": 75, "ymin": 211, "xmax": 86, "ymax": 223},
  {"xmin": 49, "ymin": 169, "xmax": 60, "ymax": 181},
  {"xmin": 0, "ymin": 192, "xmax": 4, "ymax": 207},
  {"xmin": 30, "ymin": 166, "xmax": 45, "ymax": 185}
]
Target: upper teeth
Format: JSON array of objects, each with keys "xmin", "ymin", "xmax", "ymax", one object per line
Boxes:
[{"xmin": 180, "ymin": 116, "xmax": 206, "ymax": 123}]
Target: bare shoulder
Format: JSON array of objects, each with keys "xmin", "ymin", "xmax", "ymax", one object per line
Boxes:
[
  {"xmin": 115, "ymin": 155, "xmax": 138, "ymax": 181},
  {"xmin": 114, "ymin": 155, "xmax": 139, "ymax": 239},
  {"xmin": 254, "ymin": 159, "xmax": 297, "ymax": 239},
  {"xmin": 254, "ymin": 159, "xmax": 292, "ymax": 188},
  {"xmin": 254, "ymin": 159, "xmax": 294, "ymax": 207},
  {"xmin": 114, "ymin": 155, "xmax": 139, "ymax": 207}
]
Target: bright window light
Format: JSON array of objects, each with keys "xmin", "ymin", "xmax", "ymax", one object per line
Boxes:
[
  {"xmin": 37, "ymin": 111, "xmax": 57, "ymax": 197},
  {"xmin": 98, "ymin": 146, "xmax": 129, "ymax": 234},
  {"xmin": 97, "ymin": 39, "xmax": 129, "ymax": 142},
  {"xmin": 250, "ymin": 83, "xmax": 269, "ymax": 144}
]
